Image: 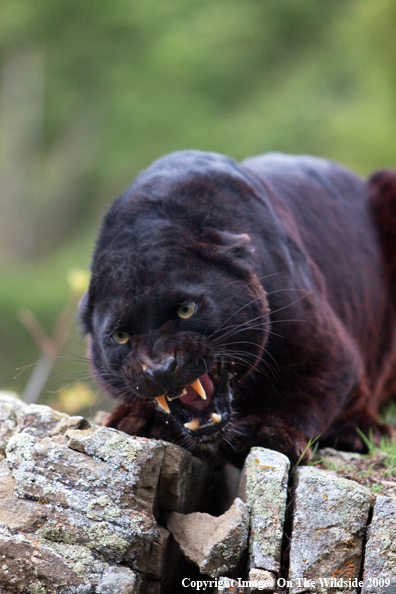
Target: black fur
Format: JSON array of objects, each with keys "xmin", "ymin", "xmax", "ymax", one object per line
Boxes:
[{"xmin": 82, "ymin": 151, "xmax": 396, "ymax": 465}]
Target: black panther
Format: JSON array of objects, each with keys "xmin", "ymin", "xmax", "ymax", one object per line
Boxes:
[{"xmin": 81, "ymin": 151, "xmax": 396, "ymax": 465}]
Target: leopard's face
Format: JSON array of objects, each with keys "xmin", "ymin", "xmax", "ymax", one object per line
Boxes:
[{"xmin": 83, "ymin": 238, "xmax": 270, "ymax": 444}]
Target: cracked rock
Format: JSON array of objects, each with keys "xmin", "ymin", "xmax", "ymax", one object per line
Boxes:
[
  {"xmin": 289, "ymin": 466, "xmax": 374, "ymax": 594},
  {"xmin": 238, "ymin": 447, "xmax": 290, "ymax": 572},
  {"xmin": 167, "ymin": 497, "xmax": 249, "ymax": 578},
  {"xmin": 362, "ymin": 495, "xmax": 396, "ymax": 594}
]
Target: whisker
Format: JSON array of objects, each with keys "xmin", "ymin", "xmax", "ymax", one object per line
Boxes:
[
  {"xmin": 201, "ymin": 272, "xmax": 283, "ymax": 335},
  {"xmin": 209, "ymin": 294, "xmax": 266, "ymax": 339},
  {"xmin": 269, "ymin": 290, "xmax": 314, "ymax": 317}
]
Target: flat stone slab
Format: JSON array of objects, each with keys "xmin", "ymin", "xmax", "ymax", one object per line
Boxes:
[
  {"xmin": 167, "ymin": 497, "xmax": 249, "ymax": 578},
  {"xmin": 289, "ymin": 466, "xmax": 374, "ymax": 594},
  {"xmin": 362, "ymin": 495, "xmax": 396, "ymax": 594},
  {"xmin": 238, "ymin": 447, "xmax": 290, "ymax": 572}
]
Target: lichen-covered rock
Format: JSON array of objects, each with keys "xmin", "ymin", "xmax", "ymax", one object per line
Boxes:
[
  {"xmin": 238, "ymin": 447, "xmax": 290, "ymax": 572},
  {"xmin": 66, "ymin": 425, "xmax": 165, "ymax": 514},
  {"xmin": 158, "ymin": 442, "xmax": 209, "ymax": 513},
  {"xmin": 3, "ymin": 423, "xmax": 164, "ymax": 571},
  {"xmin": 0, "ymin": 523, "xmax": 141, "ymax": 593},
  {"xmin": 0, "ymin": 391, "xmax": 26, "ymax": 460},
  {"xmin": 0, "ymin": 394, "xmax": 215, "ymax": 593},
  {"xmin": 2, "ymin": 392, "xmax": 391, "ymax": 593},
  {"xmin": 167, "ymin": 497, "xmax": 249, "ymax": 578},
  {"xmin": 289, "ymin": 466, "xmax": 374, "ymax": 594},
  {"xmin": 362, "ymin": 496, "xmax": 396, "ymax": 594}
]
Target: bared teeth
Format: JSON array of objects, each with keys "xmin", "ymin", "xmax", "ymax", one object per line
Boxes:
[
  {"xmin": 190, "ymin": 379, "xmax": 206, "ymax": 400},
  {"xmin": 184, "ymin": 417, "xmax": 200, "ymax": 431},
  {"xmin": 155, "ymin": 395, "xmax": 170, "ymax": 414},
  {"xmin": 166, "ymin": 388, "xmax": 188, "ymax": 401},
  {"xmin": 211, "ymin": 412, "xmax": 222, "ymax": 424}
]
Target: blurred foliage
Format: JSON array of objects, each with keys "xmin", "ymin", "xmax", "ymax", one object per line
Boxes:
[{"xmin": 0, "ymin": 0, "xmax": 395, "ymax": 414}]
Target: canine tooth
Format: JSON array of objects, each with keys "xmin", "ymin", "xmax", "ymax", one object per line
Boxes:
[
  {"xmin": 155, "ymin": 395, "xmax": 170, "ymax": 414},
  {"xmin": 182, "ymin": 388, "xmax": 187, "ymax": 395},
  {"xmin": 191, "ymin": 379, "xmax": 206, "ymax": 400},
  {"xmin": 184, "ymin": 417, "xmax": 200, "ymax": 431},
  {"xmin": 211, "ymin": 413, "xmax": 222, "ymax": 424}
]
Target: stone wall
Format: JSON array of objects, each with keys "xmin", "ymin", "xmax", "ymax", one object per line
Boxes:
[{"xmin": 0, "ymin": 392, "xmax": 395, "ymax": 594}]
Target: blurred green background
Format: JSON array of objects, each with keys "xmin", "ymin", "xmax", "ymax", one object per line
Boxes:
[{"xmin": 1, "ymin": 0, "xmax": 395, "ymax": 419}]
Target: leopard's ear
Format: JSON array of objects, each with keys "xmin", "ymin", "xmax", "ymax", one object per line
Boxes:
[
  {"xmin": 214, "ymin": 230, "xmax": 255, "ymax": 258},
  {"xmin": 192, "ymin": 229, "xmax": 255, "ymax": 275}
]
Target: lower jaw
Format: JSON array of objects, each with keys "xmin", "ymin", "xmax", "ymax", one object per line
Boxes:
[
  {"xmin": 170, "ymin": 394, "xmax": 233, "ymax": 438},
  {"xmin": 169, "ymin": 369, "xmax": 235, "ymax": 438},
  {"xmin": 183, "ymin": 416, "xmax": 230, "ymax": 438}
]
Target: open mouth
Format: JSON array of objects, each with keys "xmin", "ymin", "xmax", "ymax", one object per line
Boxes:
[{"xmin": 153, "ymin": 358, "xmax": 233, "ymax": 437}]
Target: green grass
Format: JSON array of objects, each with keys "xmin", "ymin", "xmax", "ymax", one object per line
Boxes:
[
  {"xmin": 356, "ymin": 428, "xmax": 396, "ymax": 478},
  {"xmin": 295, "ymin": 436, "xmax": 320, "ymax": 467}
]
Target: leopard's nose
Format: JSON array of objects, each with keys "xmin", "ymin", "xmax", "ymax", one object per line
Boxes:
[{"xmin": 142, "ymin": 356, "xmax": 177, "ymax": 391}]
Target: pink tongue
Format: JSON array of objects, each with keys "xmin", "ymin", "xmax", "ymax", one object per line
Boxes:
[{"xmin": 179, "ymin": 374, "xmax": 214, "ymax": 411}]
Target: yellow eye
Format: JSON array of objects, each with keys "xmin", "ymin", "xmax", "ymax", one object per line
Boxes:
[
  {"xmin": 177, "ymin": 303, "xmax": 196, "ymax": 319},
  {"xmin": 111, "ymin": 331, "xmax": 130, "ymax": 344}
]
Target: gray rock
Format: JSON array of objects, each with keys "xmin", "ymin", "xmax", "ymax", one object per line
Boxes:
[
  {"xmin": 3, "ymin": 392, "xmax": 392, "ymax": 593},
  {"xmin": 0, "ymin": 523, "xmax": 141, "ymax": 593},
  {"xmin": 248, "ymin": 568, "xmax": 277, "ymax": 593},
  {"xmin": 158, "ymin": 442, "xmax": 209, "ymax": 513},
  {"xmin": 289, "ymin": 466, "xmax": 374, "ymax": 594},
  {"xmin": 17, "ymin": 402, "xmax": 90, "ymax": 438},
  {"xmin": 362, "ymin": 496, "xmax": 396, "ymax": 594},
  {"xmin": 3, "ymin": 426, "xmax": 164, "ymax": 571},
  {"xmin": 0, "ymin": 393, "xmax": 217, "ymax": 592},
  {"xmin": 318, "ymin": 448, "xmax": 362, "ymax": 463},
  {"xmin": 66, "ymin": 425, "xmax": 165, "ymax": 514},
  {"xmin": 0, "ymin": 392, "xmax": 26, "ymax": 460},
  {"xmin": 96, "ymin": 565, "xmax": 141, "ymax": 593},
  {"xmin": 317, "ymin": 447, "xmax": 362, "ymax": 474},
  {"xmin": 238, "ymin": 447, "xmax": 290, "ymax": 572},
  {"xmin": 5, "ymin": 425, "xmax": 164, "ymax": 515},
  {"xmin": 167, "ymin": 497, "xmax": 249, "ymax": 578}
]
